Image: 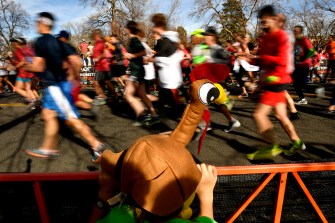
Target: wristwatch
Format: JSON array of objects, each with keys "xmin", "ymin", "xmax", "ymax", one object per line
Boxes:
[{"xmin": 96, "ymin": 200, "xmax": 106, "ymax": 209}]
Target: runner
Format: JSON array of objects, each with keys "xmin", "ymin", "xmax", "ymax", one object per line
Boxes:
[
  {"xmin": 24, "ymin": 12, "xmax": 106, "ymax": 162},
  {"xmin": 56, "ymin": 30, "xmax": 96, "ymax": 113},
  {"xmin": 292, "ymin": 25, "xmax": 315, "ymax": 105},
  {"xmin": 324, "ymin": 35, "xmax": 335, "ymax": 82},
  {"xmin": 91, "ymin": 29, "xmax": 118, "ymax": 104},
  {"xmin": 150, "ymin": 13, "xmax": 184, "ymax": 118},
  {"xmin": 110, "ymin": 34, "xmax": 128, "ymax": 86},
  {"xmin": 190, "ymin": 27, "xmax": 241, "ymax": 133},
  {"xmin": 123, "ymin": 21, "xmax": 160, "ymax": 126},
  {"xmin": 245, "ymin": 5, "xmax": 306, "ymax": 160},
  {"xmin": 277, "ymin": 13, "xmax": 301, "ymax": 121},
  {"xmin": 10, "ymin": 37, "xmax": 38, "ymax": 107},
  {"xmin": 137, "ymin": 30, "xmax": 158, "ymax": 101}
]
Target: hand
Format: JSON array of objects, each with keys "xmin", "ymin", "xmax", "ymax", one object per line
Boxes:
[
  {"xmin": 196, "ymin": 163, "xmax": 217, "ymax": 219},
  {"xmin": 196, "ymin": 164, "xmax": 217, "ymax": 201},
  {"xmin": 124, "ymin": 53, "xmax": 134, "ymax": 60}
]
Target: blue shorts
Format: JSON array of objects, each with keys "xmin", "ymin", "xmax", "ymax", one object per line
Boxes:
[
  {"xmin": 42, "ymin": 81, "xmax": 80, "ymax": 120},
  {"xmin": 16, "ymin": 77, "xmax": 31, "ymax": 83}
]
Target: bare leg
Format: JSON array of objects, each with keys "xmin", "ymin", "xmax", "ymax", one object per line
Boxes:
[
  {"xmin": 124, "ymin": 80, "xmax": 146, "ymax": 117},
  {"xmin": 93, "ymin": 81, "xmax": 106, "ymax": 98},
  {"xmin": 24, "ymin": 81, "xmax": 37, "ymax": 100},
  {"xmin": 274, "ymin": 102, "xmax": 299, "ymax": 142},
  {"xmin": 40, "ymin": 109, "xmax": 59, "ymax": 150},
  {"xmin": 65, "ymin": 117, "xmax": 101, "ymax": 150},
  {"xmin": 137, "ymin": 82, "xmax": 157, "ymax": 116},
  {"xmin": 253, "ymin": 103, "xmax": 276, "ymax": 144},
  {"xmin": 285, "ymin": 91, "xmax": 297, "ymax": 113},
  {"xmin": 15, "ymin": 81, "xmax": 28, "ymax": 98}
]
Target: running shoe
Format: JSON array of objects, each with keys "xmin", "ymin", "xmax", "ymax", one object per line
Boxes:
[
  {"xmin": 246, "ymin": 144, "xmax": 283, "ymax": 160},
  {"xmin": 196, "ymin": 123, "xmax": 213, "ymax": 132},
  {"xmin": 92, "ymin": 143, "xmax": 106, "ymax": 163},
  {"xmin": 146, "ymin": 115, "xmax": 161, "ymax": 126},
  {"xmin": 93, "ymin": 97, "xmax": 106, "ymax": 106},
  {"xmin": 283, "ymin": 140, "xmax": 306, "ymax": 156},
  {"xmin": 294, "ymin": 98, "xmax": 308, "ymax": 105},
  {"xmin": 132, "ymin": 114, "xmax": 152, "ymax": 127},
  {"xmin": 25, "ymin": 148, "xmax": 59, "ymax": 159},
  {"xmin": 224, "ymin": 119, "xmax": 241, "ymax": 132},
  {"xmin": 289, "ymin": 112, "xmax": 302, "ymax": 121}
]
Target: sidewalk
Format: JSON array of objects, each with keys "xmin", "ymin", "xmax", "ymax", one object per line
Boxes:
[{"xmin": 0, "ymin": 93, "xmax": 37, "ymax": 133}]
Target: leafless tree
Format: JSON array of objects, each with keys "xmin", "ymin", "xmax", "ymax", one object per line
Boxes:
[
  {"xmin": 288, "ymin": 0, "xmax": 335, "ymax": 50},
  {"xmin": 0, "ymin": 0, "xmax": 29, "ymax": 52},
  {"xmin": 188, "ymin": 0, "xmax": 284, "ymax": 40}
]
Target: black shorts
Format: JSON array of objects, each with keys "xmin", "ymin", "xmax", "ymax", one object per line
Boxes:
[
  {"xmin": 94, "ymin": 71, "xmax": 111, "ymax": 81},
  {"xmin": 328, "ymin": 60, "xmax": 335, "ymax": 72},
  {"xmin": 111, "ymin": 65, "xmax": 127, "ymax": 77}
]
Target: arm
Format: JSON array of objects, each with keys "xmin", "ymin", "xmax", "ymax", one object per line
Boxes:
[
  {"xmin": 24, "ymin": 57, "xmax": 46, "ymax": 73},
  {"xmin": 67, "ymin": 55, "xmax": 83, "ymax": 78},
  {"xmin": 124, "ymin": 49, "xmax": 146, "ymax": 59},
  {"xmin": 196, "ymin": 163, "xmax": 217, "ymax": 219}
]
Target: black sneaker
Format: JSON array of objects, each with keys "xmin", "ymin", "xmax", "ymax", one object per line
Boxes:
[
  {"xmin": 132, "ymin": 114, "xmax": 152, "ymax": 126},
  {"xmin": 146, "ymin": 115, "xmax": 161, "ymax": 126},
  {"xmin": 290, "ymin": 112, "xmax": 301, "ymax": 121}
]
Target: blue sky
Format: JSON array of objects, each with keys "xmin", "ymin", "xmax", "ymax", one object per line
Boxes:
[
  {"xmin": 15, "ymin": 0, "xmax": 301, "ymax": 40},
  {"xmin": 15, "ymin": 0, "xmax": 202, "ymax": 39}
]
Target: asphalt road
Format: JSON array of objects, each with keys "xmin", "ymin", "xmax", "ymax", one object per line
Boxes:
[{"xmin": 0, "ymin": 85, "xmax": 334, "ymax": 173}]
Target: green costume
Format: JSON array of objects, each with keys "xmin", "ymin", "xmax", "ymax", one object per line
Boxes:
[{"xmin": 97, "ymin": 204, "xmax": 217, "ymax": 223}]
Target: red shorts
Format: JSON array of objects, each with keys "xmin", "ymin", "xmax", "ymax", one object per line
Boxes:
[
  {"xmin": 259, "ymin": 91, "xmax": 286, "ymax": 107},
  {"xmin": 71, "ymin": 82, "xmax": 81, "ymax": 103}
]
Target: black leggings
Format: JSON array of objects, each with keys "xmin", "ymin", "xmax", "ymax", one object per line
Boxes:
[{"xmin": 292, "ymin": 67, "xmax": 309, "ymax": 99}]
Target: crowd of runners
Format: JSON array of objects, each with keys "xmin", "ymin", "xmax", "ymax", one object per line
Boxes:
[{"xmin": 0, "ymin": 7, "xmax": 334, "ymax": 162}]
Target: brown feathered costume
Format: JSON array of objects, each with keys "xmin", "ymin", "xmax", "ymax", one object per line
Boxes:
[{"xmin": 97, "ymin": 78, "xmax": 221, "ymax": 219}]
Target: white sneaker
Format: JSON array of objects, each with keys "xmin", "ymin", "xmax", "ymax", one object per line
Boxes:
[
  {"xmin": 294, "ymin": 98, "xmax": 308, "ymax": 105},
  {"xmin": 224, "ymin": 119, "xmax": 241, "ymax": 132}
]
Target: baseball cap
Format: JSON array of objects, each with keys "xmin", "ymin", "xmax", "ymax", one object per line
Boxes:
[
  {"xmin": 56, "ymin": 30, "xmax": 70, "ymax": 39},
  {"xmin": 10, "ymin": 37, "xmax": 24, "ymax": 44},
  {"xmin": 190, "ymin": 28, "xmax": 205, "ymax": 38},
  {"xmin": 203, "ymin": 26, "xmax": 218, "ymax": 36}
]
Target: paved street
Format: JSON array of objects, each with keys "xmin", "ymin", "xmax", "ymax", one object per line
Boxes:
[{"xmin": 0, "ymin": 85, "xmax": 334, "ymax": 173}]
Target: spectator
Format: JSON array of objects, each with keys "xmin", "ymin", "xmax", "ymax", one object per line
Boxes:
[
  {"xmin": 78, "ymin": 39, "xmax": 89, "ymax": 55},
  {"xmin": 5, "ymin": 51, "xmax": 17, "ymax": 91}
]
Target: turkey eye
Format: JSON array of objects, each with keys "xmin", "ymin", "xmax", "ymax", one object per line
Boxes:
[{"xmin": 199, "ymin": 82, "xmax": 219, "ymax": 105}]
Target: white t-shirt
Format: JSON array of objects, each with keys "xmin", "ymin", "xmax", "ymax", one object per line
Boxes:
[
  {"xmin": 0, "ymin": 60, "xmax": 7, "ymax": 76},
  {"xmin": 141, "ymin": 41, "xmax": 155, "ymax": 80}
]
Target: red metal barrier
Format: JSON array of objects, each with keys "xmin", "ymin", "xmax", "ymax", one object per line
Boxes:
[
  {"xmin": 216, "ymin": 162, "xmax": 335, "ymax": 223},
  {"xmin": 1, "ymin": 162, "xmax": 335, "ymax": 222}
]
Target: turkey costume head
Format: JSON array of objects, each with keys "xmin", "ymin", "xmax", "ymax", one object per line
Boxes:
[{"xmin": 98, "ymin": 79, "xmax": 221, "ymax": 218}]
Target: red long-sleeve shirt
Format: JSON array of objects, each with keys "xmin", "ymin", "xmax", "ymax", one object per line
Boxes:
[{"xmin": 258, "ymin": 29, "xmax": 293, "ymax": 85}]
